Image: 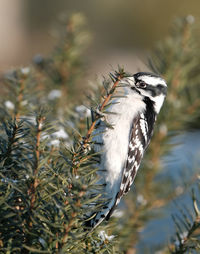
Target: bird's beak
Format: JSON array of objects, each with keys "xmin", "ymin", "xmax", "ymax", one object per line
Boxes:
[{"xmin": 123, "ymin": 76, "xmax": 136, "ymax": 88}]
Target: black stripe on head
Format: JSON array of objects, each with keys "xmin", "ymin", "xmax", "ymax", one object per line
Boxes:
[{"xmin": 143, "ymin": 96, "xmax": 156, "ymax": 138}]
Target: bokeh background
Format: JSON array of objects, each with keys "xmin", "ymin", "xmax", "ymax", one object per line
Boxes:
[
  {"xmin": 1, "ymin": 0, "xmax": 200, "ymax": 74},
  {"xmin": 1, "ymin": 1, "xmax": 200, "ymax": 253}
]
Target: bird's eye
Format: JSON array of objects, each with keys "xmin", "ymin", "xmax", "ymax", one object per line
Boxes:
[{"xmin": 138, "ymin": 82, "xmax": 146, "ymax": 88}]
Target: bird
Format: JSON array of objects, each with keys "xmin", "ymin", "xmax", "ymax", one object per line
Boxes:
[{"xmin": 86, "ymin": 72, "xmax": 167, "ymax": 229}]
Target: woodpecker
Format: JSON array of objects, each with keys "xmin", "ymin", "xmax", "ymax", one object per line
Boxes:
[{"xmin": 87, "ymin": 72, "xmax": 167, "ymax": 228}]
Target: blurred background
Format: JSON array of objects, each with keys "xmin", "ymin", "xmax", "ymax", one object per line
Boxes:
[
  {"xmin": 1, "ymin": 1, "xmax": 200, "ymax": 253},
  {"xmin": 1, "ymin": 0, "xmax": 200, "ymax": 74}
]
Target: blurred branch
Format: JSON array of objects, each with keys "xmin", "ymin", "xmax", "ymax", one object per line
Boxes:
[{"xmin": 170, "ymin": 189, "xmax": 200, "ymax": 253}]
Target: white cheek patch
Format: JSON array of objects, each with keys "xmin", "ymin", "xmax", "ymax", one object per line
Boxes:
[{"xmin": 151, "ymin": 94, "xmax": 165, "ymax": 113}]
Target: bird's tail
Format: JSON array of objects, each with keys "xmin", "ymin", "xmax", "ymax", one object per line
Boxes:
[{"xmin": 84, "ymin": 192, "xmax": 121, "ymax": 229}]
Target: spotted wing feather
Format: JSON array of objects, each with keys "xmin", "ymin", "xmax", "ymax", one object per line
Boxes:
[{"xmin": 121, "ymin": 114, "xmax": 148, "ymax": 195}]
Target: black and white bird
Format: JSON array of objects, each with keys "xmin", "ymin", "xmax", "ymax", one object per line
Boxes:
[{"xmin": 87, "ymin": 72, "xmax": 167, "ymax": 228}]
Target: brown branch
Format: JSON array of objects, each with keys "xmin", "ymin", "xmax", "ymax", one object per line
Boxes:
[
  {"xmin": 62, "ymin": 212, "xmax": 77, "ymax": 244},
  {"xmin": 84, "ymin": 73, "xmax": 123, "ymax": 144},
  {"xmin": 61, "ymin": 191, "xmax": 85, "ymax": 248},
  {"xmin": 23, "ymin": 116, "xmax": 45, "ymax": 253},
  {"xmin": 29, "ymin": 116, "xmax": 45, "ymax": 210}
]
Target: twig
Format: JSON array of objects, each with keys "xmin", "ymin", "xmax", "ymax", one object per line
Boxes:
[
  {"xmin": 70, "ymin": 71, "xmax": 124, "ymax": 176},
  {"xmin": 62, "ymin": 212, "xmax": 77, "ymax": 244},
  {"xmin": 83, "ymin": 72, "xmax": 124, "ymax": 145},
  {"xmin": 61, "ymin": 191, "xmax": 85, "ymax": 248},
  {"xmin": 29, "ymin": 116, "xmax": 45, "ymax": 209}
]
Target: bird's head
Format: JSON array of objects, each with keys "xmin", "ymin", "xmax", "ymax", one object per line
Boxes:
[{"xmin": 126, "ymin": 72, "xmax": 167, "ymax": 113}]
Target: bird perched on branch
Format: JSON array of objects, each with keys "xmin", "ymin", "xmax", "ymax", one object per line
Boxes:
[{"xmin": 86, "ymin": 72, "xmax": 167, "ymax": 229}]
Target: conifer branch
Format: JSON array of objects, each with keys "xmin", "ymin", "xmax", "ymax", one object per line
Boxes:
[
  {"xmin": 170, "ymin": 191, "xmax": 200, "ymax": 253},
  {"xmin": 1, "ymin": 121, "xmax": 19, "ymax": 164},
  {"xmin": 62, "ymin": 212, "xmax": 77, "ymax": 244},
  {"xmin": 62, "ymin": 186, "xmax": 86, "ymax": 244},
  {"xmin": 29, "ymin": 115, "xmax": 45, "ymax": 210},
  {"xmin": 83, "ymin": 70, "xmax": 125, "ymax": 146},
  {"xmin": 69, "ymin": 70, "xmax": 125, "ymax": 177}
]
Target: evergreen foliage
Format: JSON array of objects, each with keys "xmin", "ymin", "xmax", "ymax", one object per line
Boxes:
[{"xmin": 0, "ymin": 14, "xmax": 200, "ymax": 254}]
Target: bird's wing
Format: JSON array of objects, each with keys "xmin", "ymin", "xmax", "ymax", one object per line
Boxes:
[
  {"xmin": 106, "ymin": 113, "xmax": 152, "ymax": 220},
  {"xmin": 121, "ymin": 113, "xmax": 150, "ymax": 194}
]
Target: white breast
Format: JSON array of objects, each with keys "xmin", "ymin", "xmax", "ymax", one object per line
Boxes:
[{"xmin": 93, "ymin": 86, "xmax": 145, "ymax": 196}]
